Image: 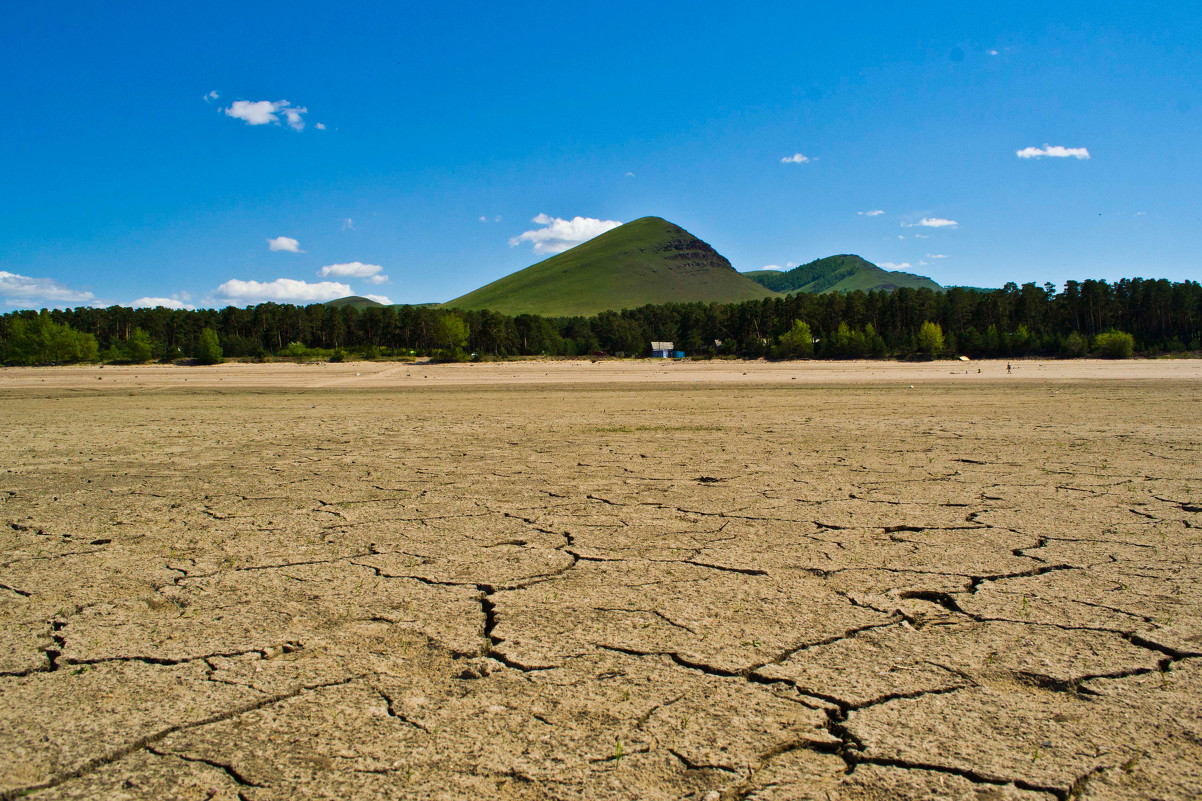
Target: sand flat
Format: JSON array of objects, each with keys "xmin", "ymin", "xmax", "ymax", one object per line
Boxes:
[{"xmin": 1, "ymin": 360, "xmax": 1200, "ymax": 799}]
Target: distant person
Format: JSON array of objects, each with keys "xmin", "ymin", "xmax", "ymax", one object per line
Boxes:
[{"xmin": 1007, "ymin": 363, "xmax": 1012, "ymax": 374}]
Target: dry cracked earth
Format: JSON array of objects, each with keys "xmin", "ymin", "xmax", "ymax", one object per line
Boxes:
[{"xmin": 2, "ymin": 368, "xmax": 1201, "ymax": 799}]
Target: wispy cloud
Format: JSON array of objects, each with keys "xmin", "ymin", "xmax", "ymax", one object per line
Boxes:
[
  {"xmin": 315, "ymin": 122, "xmax": 326, "ymax": 131},
  {"xmin": 204, "ymin": 90, "xmax": 220, "ymax": 103},
  {"xmin": 904, "ymin": 217, "xmax": 958, "ymax": 229},
  {"xmin": 880, "ymin": 262, "xmax": 911, "ymax": 270},
  {"xmin": 987, "ymin": 49, "xmax": 1000, "ymax": 56},
  {"xmin": 780, "ymin": 153, "xmax": 811, "ymax": 164},
  {"xmin": 0, "ymin": 271, "xmax": 95, "ymax": 308},
  {"xmin": 1016, "ymin": 144, "xmax": 1090, "ymax": 160},
  {"xmin": 318, "ymin": 262, "xmax": 389, "ymax": 285},
  {"xmin": 926, "ymin": 253, "xmax": 948, "ymax": 259},
  {"xmin": 216, "ymin": 278, "xmax": 351, "ymax": 304},
  {"xmin": 223, "ymin": 99, "xmax": 310, "ymax": 131},
  {"xmin": 131, "ymin": 296, "xmax": 196, "ymax": 310},
  {"xmin": 267, "ymin": 236, "xmax": 303, "ymax": 253},
  {"xmin": 509, "ymin": 213, "xmax": 623, "ymax": 255},
  {"xmin": 363, "ymin": 294, "xmax": 392, "ymax": 305},
  {"xmin": 858, "ymin": 209, "xmax": 885, "ymax": 216},
  {"xmin": 341, "ymin": 218, "xmax": 355, "ymax": 231}
]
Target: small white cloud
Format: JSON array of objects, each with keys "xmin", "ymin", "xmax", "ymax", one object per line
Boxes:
[
  {"xmin": 223, "ymin": 99, "xmax": 309, "ymax": 131},
  {"xmin": 318, "ymin": 262, "xmax": 388, "ymax": 285},
  {"xmin": 761, "ymin": 265, "xmax": 785, "ymax": 271},
  {"xmin": 914, "ymin": 233, "xmax": 930, "ymax": 239},
  {"xmin": 880, "ymin": 262, "xmax": 911, "ymax": 270},
  {"xmin": 904, "ymin": 217, "xmax": 958, "ymax": 229},
  {"xmin": 267, "ymin": 236, "xmax": 303, "ymax": 253},
  {"xmin": 1016, "ymin": 144, "xmax": 1090, "ymax": 160},
  {"xmin": 216, "ymin": 278, "xmax": 352, "ymax": 304},
  {"xmin": 926, "ymin": 253, "xmax": 948, "ymax": 259},
  {"xmin": 509, "ymin": 213, "xmax": 623, "ymax": 255},
  {"xmin": 0, "ymin": 271, "xmax": 95, "ymax": 307},
  {"xmin": 1135, "ymin": 211, "xmax": 1146, "ymax": 216},
  {"xmin": 494, "ymin": 215, "xmax": 502, "ymax": 222},
  {"xmin": 780, "ymin": 153, "xmax": 811, "ymax": 164},
  {"xmin": 204, "ymin": 90, "xmax": 220, "ymax": 102},
  {"xmin": 625, "ymin": 171, "xmax": 635, "ymax": 177},
  {"xmin": 341, "ymin": 218, "xmax": 355, "ymax": 231},
  {"xmin": 363, "ymin": 294, "xmax": 392, "ymax": 305},
  {"xmin": 479, "ymin": 216, "xmax": 488, "ymax": 222},
  {"xmin": 858, "ymin": 209, "xmax": 885, "ymax": 216},
  {"xmin": 131, "ymin": 297, "xmax": 196, "ymax": 311},
  {"xmin": 988, "ymin": 49, "xmax": 1000, "ymax": 56},
  {"xmin": 315, "ymin": 122, "xmax": 327, "ymax": 131}
]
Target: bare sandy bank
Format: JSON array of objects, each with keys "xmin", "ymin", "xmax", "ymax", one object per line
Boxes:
[{"xmin": 1, "ymin": 357, "xmax": 1200, "ymax": 392}]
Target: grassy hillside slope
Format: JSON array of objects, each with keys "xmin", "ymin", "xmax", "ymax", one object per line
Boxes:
[
  {"xmin": 444, "ymin": 217, "xmax": 774, "ymax": 316},
  {"xmin": 746, "ymin": 255, "xmax": 943, "ymax": 294},
  {"xmin": 324, "ymin": 296, "xmax": 385, "ymax": 309}
]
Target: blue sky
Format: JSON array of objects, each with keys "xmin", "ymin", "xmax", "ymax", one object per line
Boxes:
[{"xmin": 1, "ymin": 1, "xmax": 1199, "ymax": 311}]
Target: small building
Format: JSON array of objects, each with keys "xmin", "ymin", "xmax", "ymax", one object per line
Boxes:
[{"xmin": 651, "ymin": 341, "xmax": 675, "ymax": 358}]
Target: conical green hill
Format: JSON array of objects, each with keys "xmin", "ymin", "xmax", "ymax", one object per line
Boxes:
[{"xmin": 443, "ymin": 217, "xmax": 774, "ymax": 316}]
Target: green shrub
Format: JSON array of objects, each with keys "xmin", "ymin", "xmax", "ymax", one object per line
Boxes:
[
  {"xmin": 196, "ymin": 328, "xmax": 223, "ymax": 364},
  {"xmin": 1094, "ymin": 330, "xmax": 1134, "ymax": 359},
  {"xmin": 1060, "ymin": 331, "xmax": 1087, "ymax": 357},
  {"xmin": 914, "ymin": 321, "xmax": 946, "ymax": 359},
  {"xmin": 773, "ymin": 320, "xmax": 813, "ymax": 359}
]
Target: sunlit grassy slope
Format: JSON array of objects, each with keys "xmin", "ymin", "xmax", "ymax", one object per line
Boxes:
[{"xmin": 442, "ymin": 217, "xmax": 775, "ymax": 317}]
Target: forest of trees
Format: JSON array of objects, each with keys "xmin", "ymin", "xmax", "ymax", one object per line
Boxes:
[{"xmin": 1, "ymin": 278, "xmax": 1199, "ymax": 365}]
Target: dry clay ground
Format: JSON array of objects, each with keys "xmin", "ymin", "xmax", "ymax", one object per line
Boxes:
[{"xmin": 2, "ymin": 362, "xmax": 1202, "ymax": 800}]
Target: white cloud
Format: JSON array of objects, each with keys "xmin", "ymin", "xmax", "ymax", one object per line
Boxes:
[
  {"xmin": 363, "ymin": 294, "xmax": 392, "ymax": 305},
  {"xmin": 204, "ymin": 90, "xmax": 220, "ymax": 102},
  {"xmin": 216, "ymin": 278, "xmax": 351, "ymax": 304},
  {"xmin": 479, "ymin": 216, "xmax": 488, "ymax": 222},
  {"xmin": 780, "ymin": 153, "xmax": 811, "ymax": 164},
  {"xmin": 1016, "ymin": 144, "xmax": 1090, "ymax": 160},
  {"xmin": 319, "ymin": 262, "xmax": 388, "ymax": 285},
  {"xmin": 131, "ymin": 297, "xmax": 196, "ymax": 310},
  {"xmin": 509, "ymin": 213, "xmax": 623, "ymax": 255},
  {"xmin": 341, "ymin": 218, "xmax": 355, "ymax": 231},
  {"xmin": 988, "ymin": 49, "xmax": 1000, "ymax": 56},
  {"xmin": 761, "ymin": 265, "xmax": 785, "ymax": 271},
  {"xmin": 880, "ymin": 262, "xmax": 911, "ymax": 270},
  {"xmin": 0, "ymin": 271, "xmax": 95, "ymax": 307},
  {"xmin": 926, "ymin": 253, "xmax": 948, "ymax": 259},
  {"xmin": 267, "ymin": 236, "xmax": 303, "ymax": 253},
  {"xmin": 315, "ymin": 122, "xmax": 326, "ymax": 130},
  {"xmin": 858, "ymin": 209, "xmax": 885, "ymax": 216},
  {"xmin": 914, "ymin": 233, "xmax": 930, "ymax": 239},
  {"xmin": 318, "ymin": 262, "xmax": 388, "ymax": 284},
  {"xmin": 625, "ymin": 171, "xmax": 635, "ymax": 177},
  {"xmin": 223, "ymin": 100, "xmax": 309, "ymax": 131},
  {"xmin": 904, "ymin": 217, "xmax": 958, "ymax": 229}
]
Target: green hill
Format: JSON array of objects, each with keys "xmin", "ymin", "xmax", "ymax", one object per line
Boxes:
[
  {"xmin": 443, "ymin": 217, "xmax": 774, "ymax": 316},
  {"xmin": 325, "ymin": 296, "xmax": 385, "ymax": 309},
  {"xmin": 745, "ymin": 255, "xmax": 943, "ymax": 295}
]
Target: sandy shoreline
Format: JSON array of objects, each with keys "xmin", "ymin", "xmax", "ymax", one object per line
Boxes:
[{"xmin": 2, "ymin": 357, "xmax": 1200, "ymax": 391}]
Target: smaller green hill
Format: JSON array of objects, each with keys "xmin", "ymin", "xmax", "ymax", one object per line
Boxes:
[
  {"xmin": 745, "ymin": 255, "xmax": 943, "ymax": 295},
  {"xmin": 325, "ymin": 296, "xmax": 385, "ymax": 309}
]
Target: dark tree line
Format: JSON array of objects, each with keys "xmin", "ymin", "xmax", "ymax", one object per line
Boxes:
[{"xmin": 2, "ymin": 278, "xmax": 1200, "ymax": 364}]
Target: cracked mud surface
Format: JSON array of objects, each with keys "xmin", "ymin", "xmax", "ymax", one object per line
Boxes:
[{"xmin": 2, "ymin": 362, "xmax": 1201, "ymax": 799}]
